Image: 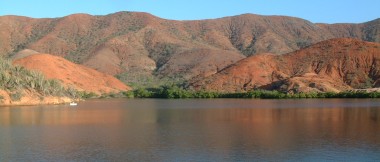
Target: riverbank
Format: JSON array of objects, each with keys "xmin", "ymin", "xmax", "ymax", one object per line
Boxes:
[
  {"xmin": 0, "ymin": 95, "xmax": 73, "ymax": 106},
  {"xmin": 4, "ymin": 87, "xmax": 380, "ymax": 106},
  {"xmin": 0, "ymin": 89, "xmax": 83, "ymax": 106}
]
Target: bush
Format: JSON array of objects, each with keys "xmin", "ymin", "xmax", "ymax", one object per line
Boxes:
[
  {"xmin": 79, "ymin": 91, "xmax": 99, "ymax": 99},
  {"xmin": 10, "ymin": 91, "xmax": 23, "ymax": 101},
  {"xmin": 134, "ymin": 88, "xmax": 153, "ymax": 98},
  {"xmin": 122, "ymin": 85, "xmax": 380, "ymax": 99},
  {"xmin": 122, "ymin": 91, "xmax": 135, "ymax": 98}
]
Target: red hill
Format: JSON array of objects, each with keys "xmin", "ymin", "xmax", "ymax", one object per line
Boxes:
[
  {"xmin": 14, "ymin": 54, "xmax": 131, "ymax": 94},
  {"xmin": 190, "ymin": 38, "xmax": 380, "ymax": 93}
]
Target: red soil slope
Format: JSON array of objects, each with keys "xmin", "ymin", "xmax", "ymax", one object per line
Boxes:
[
  {"xmin": 190, "ymin": 38, "xmax": 380, "ymax": 93},
  {"xmin": 14, "ymin": 54, "xmax": 131, "ymax": 94}
]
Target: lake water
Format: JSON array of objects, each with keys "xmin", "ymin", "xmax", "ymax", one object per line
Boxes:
[{"xmin": 0, "ymin": 99, "xmax": 380, "ymax": 161}]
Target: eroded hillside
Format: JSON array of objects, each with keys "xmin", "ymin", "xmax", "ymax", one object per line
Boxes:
[
  {"xmin": 190, "ymin": 38, "xmax": 380, "ymax": 93},
  {"xmin": 14, "ymin": 54, "xmax": 131, "ymax": 94}
]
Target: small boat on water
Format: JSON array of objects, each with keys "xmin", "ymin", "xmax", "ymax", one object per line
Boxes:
[{"xmin": 70, "ymin": 102, "xmax": 78, "ymax": 106}]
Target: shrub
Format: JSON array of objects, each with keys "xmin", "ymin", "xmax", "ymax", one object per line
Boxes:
[
  {"xmin": 79, "ymin": 91, "xmax": 98, "ymax": 99},
  {"xmin": 134, "ymin": 88, "xmax": 153, "ymax": 98},
  {"xmin": 123, "ymin": 84, "xmax": 380, "ymax": 99},
  {"xmin": 10, "ymin": 91, "xmax": 23, "ymax": 101}
]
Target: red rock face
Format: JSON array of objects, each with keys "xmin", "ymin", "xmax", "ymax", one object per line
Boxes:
[
  {"xmin": 190, "ymin": 38, "xmax": 380, "ymax": 93},
  {"xmin": 14, "ymin": 54, "xmax": 131, "ymax": 94},
  {"xmin": 1, "ymin": 12, "xmax": 379, "ymax": 82}
]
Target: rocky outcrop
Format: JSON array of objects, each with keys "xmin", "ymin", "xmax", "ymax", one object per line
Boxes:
[{"xmin": 190, "ymin": 38, "xmax": 380, "ymax": 93}]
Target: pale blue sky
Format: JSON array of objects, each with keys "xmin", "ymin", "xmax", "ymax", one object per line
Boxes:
[{"xmin": 0, "ymin": 0, "xmax": 379, "ymax": 23}]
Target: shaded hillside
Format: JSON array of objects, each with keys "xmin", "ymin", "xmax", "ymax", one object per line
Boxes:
[
  {"xmin": 0, "ymin": 57, "xmax": 74, "ymax": 105},
  {"xmin": 190, "ymin": 38, "xmax": 380, "ymax": 93},
  {"xmin": 14, "ymin": 54, "xmax": 131, "ymax": 94},
  {"xmin": 0, "ymin": 12, "xmax": 379, "ymax": 86},
  {"xmin": 318, "ymin": 18, "xmax": 380, "ymax": 43}
]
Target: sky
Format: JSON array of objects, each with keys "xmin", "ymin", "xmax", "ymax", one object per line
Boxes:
[{"xmin": 0, "ymin": 0, "xmax": 379, "ymax": 23}]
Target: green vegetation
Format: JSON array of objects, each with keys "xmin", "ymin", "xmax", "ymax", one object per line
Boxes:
[
  {"xmin": 78, "ymin": 91, "xmax": 99, "ymax": 99},
  {"xmin": 10, "ymin": 91, "xmax": 23, "ymax": 101},
  {"xmin": 0, "ymin": 57, "xmax": 80, "ymax": 100},
  {"xmin": 104, "ymin": 85, "xmax": 380, "ymax": 99},
  {"xmin": 115, "ymin": 72, "xmax": 185, "ymax": 90}
]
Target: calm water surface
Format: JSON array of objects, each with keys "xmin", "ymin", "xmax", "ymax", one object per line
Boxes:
[{"xmin": 0, "ymin": 99, "xmax": 380, "ymax": 161}]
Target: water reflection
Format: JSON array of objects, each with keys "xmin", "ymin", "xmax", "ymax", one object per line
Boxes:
[{"xmin": 0, "ymin": 99, "xmax": 380, "ymax": 161}]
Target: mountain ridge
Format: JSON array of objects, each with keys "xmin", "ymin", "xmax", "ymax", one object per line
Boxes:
[
  {"xmin": 2, "ymin": 12, "xmax": 376, "ymax": 24},
  {"xmin": 1, "ymin": 12, "xmax": 379, "ymax": 86}
]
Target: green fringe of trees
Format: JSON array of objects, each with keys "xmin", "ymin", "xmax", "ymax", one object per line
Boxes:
[
  {"xmin": 112, "ymin": 85, "xmax": 380, "ymax": 99},
  {"xmin": 37, "ymin": 83, "xmax": 380, "ymax": 100},
  {"xmin": 108, "ymin": 86, "xmax": 380, "ymax": 99}
]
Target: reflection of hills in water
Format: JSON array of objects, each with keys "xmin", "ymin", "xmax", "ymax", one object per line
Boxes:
[
  {"xmin": 0, "ymin": 99, "xmax": 380, "ymax": 161},
  {"xmin": 1, "ymin": 99, "xmax": 380, "ymax": 138}
]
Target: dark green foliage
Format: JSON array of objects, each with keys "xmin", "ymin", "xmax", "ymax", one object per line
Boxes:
[
  {"xmin": 78, "ymin": 91, "xmax": 99, "ymax": 99},
  {"xmin": 99, "ymin": 91, "xmax": 134, "ymax": 99},
  {"xmin": 153, "ymin": 85, "xmax": 193, "ymax": 98},
  {"xmin": 133, "ymin": 88, "xmax": 153, "ymax": 98},
  {"xmin": 10, "ymin": 91, "xmax": 23, "ymax": 101},
  {"xmin": 193, "ymin": 91, "xmax": 221, "ymax": 98},
  {"xmin": 119, "ymin": 85, "xmax": 380, "ymax": 99},
  {"xmin": 122, "ymin": 91, "xmax": 135, "ymax": 98}
]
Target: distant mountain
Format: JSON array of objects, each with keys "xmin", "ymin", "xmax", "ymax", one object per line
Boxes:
[
  {"xmin": 0, "ymin": 12, "xmax": 379, "ymax": 85},
  {"xmin": 190, "ymin": 38, "xmax": 380, "ymax": 93}
]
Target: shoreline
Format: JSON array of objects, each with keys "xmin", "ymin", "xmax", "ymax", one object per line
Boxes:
[
  {"xmin": 0, "ymin": 96, "xmax": 80, "ymax": 107},
  {"xmin": 4, "ymin": 89, "xmax": 380, "ymax": 106}
]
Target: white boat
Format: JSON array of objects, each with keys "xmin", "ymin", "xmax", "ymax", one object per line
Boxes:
[{"xmin": 70, "ymin": 102, "xmax": 78, "ymax": 106}]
